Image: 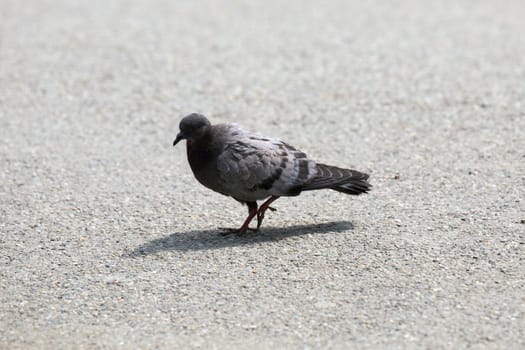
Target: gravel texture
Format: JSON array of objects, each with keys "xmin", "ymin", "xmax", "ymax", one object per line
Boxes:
[{"xmin": 1, "ymin": 0, "xmax": 524, "ymax": 348}]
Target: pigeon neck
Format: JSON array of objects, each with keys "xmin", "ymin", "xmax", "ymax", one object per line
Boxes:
[{"xmin": 187, "ymin": 132, "xmax": 217, "ymax": 166}]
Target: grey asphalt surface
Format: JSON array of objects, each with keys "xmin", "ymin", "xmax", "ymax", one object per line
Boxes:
[{"xmin": 1, "ymin": 0, "xmax": 524, "ymax": 349}]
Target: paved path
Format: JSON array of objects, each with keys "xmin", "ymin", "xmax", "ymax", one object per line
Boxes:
[{"xmin": 1, "ymin": 0, "xmax": 524, "ymax": 348}]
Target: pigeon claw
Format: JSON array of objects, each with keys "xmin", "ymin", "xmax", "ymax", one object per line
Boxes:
[{"xmin": 220, "ymin": 196, "xmax": 280, "ymax": 236}]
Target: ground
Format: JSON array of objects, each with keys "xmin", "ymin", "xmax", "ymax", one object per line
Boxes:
[{"xmin": 1, "ymin": 0, "xmax": 524, "ymax": 349}]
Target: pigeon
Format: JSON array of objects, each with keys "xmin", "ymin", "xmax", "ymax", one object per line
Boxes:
[{"xmin": 173, "ymin": 113, "xmax": 371, "ymax": 234}]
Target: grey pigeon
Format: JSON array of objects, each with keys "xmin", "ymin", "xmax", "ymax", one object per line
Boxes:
[{"xmin": 173, "ymin": 113, "xmax": 371, "ymax": 234}]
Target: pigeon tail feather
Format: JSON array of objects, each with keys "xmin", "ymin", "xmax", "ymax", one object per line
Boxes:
[{"xmin": 301, "ymin": 163, "xmax": 371, "ymax": 195}]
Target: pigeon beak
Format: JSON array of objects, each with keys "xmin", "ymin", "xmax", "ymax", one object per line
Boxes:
[{"xmin": 173, "ymin": 132, "xmax": 185, "ymax": 146}]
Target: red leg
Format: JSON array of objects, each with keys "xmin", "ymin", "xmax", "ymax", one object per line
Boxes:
[
  {"xmin": 237, "ymin": 202, "xmax": 258, "ymax": 234},
  {"xmin": 221, "ymin": 201, "xmax": 258, "ymax": 235},
  {"xmin": 256, "ymin": 196, "xmax": 280, "ymax": 229}
]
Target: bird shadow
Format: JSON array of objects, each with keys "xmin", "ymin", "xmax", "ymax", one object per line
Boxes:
[{"xmin": 129, "ymin": 221, "xmax": 353, "ymax": 256}]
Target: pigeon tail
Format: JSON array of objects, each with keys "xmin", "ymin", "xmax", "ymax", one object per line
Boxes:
[{"xmin": 301, "ymin": 163, "xmax": 371, "ymax": 195}]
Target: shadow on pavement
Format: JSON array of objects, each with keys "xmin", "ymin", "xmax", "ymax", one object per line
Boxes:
[{"xmin": 129, "ymin": 221, "xmax": 354, "ymax": 256}]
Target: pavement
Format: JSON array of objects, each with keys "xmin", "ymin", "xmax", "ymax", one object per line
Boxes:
[{"xmin": 1, "ymin": 0, "xmax": 524, "ymax": 348}]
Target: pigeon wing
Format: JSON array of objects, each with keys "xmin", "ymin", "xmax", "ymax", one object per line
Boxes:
[{"xmin": 216, "ymin": 127, "xmax": 317, "ymax": 201}]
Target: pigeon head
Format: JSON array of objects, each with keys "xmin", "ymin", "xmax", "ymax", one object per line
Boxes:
[{"xmin": 173, "ymin": 113, "xmax": 212, "ymax": 146}]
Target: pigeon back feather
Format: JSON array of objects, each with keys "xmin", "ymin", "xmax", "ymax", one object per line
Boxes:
[{"xmin": 214, "ymin": 124, "xmax": 317, "ymax": 201}]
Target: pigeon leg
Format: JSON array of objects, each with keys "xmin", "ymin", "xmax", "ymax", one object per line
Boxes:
[
  {"xmin": 237, "ymin": 201, "xmax": 259, "ymax": 234},
  {"xmin": 256, "ymin": 196, "xmax": 280, "ymax": 229},
  {"xmin": 220, "ymin": 201, "xmax": 258, "ymax": 235}
]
